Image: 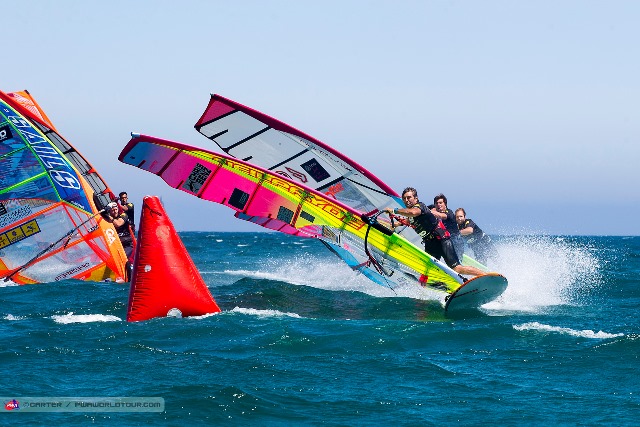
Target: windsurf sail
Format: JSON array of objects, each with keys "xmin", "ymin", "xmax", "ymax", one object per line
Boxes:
[
  {"xmin": 194, "ymin": 94, "xmax": 487, "ymax": 270},
  {"xmin": 119, "ymin": 133, "xmax": 469, "ymax": 296},
  {"xmin": 0, "ymin": 89, "xmax": 129, "ymax": 284}
]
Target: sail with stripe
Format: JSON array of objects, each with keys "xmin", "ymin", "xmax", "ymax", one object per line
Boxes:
[
  {"xmin": 194, "ymin": 94, "xmax": 486, "ymax": 270},
  {"xmin": 0, "ymin": 89, "xmax": 129, "ymax": 284},
  {"xmin": 119, "ymin": 133, "xmax": 466, "ymax": 294}
]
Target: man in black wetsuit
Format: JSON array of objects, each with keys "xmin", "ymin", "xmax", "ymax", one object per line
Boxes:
[
  {"xmin": 455, "ymin": 208, "xmax": 497, "ymax": 265},
  {"xmin": 384, "ymin": 188, "xmax": 484, "ymax": 277},
  {"xmin": 432, "ymin": 193, "xmax": 464, "ymax": 260},
  {"xmin": 105, "ymin": 202, "xmax": 134, "ymax": 279},
  {"xmin": 118, "ymin": 191, "xmax": 135, "ymax": 235}
]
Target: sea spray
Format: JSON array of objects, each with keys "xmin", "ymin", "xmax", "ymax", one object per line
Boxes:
[{"xmin": 483, "ymin": 235, "xmax": 601, "ymax": 311}]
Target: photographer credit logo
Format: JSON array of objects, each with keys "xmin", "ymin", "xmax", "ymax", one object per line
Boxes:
[
  {"xmin": 4, "ymin": 399, "xmax": 20, "ymax": 411},
  {"xmin": 1, "ymin": 397, "xmax": 164, "ymax": 412}
]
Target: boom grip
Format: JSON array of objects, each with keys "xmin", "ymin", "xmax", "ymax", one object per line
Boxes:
[{"xmin": 360, "ymin": 214, "xmax": 394, "ymax": 236}]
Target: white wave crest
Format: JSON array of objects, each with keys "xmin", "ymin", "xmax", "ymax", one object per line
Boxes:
[
  {"xmin": 51, "ymin": 312, "xmax": 121, "ymax": 324},
  {"xmin": 230, "ymin": 306, "xmax": 301, "ymax": 318},
  {"xmin": 4, "ymin": 314, "xmax": 25, "ymax": 320},
  {"xmin": 514, "ymin": 322, "xmax": 623, "ymax": 339},
  {"xmin": 187, "ymin": 312, "xmax": 220, "ymax": 320}
]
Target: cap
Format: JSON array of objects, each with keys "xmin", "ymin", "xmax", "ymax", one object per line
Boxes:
[{"xmin": 107, "ymin": 202, "xmax": 118, "ymax": 209}]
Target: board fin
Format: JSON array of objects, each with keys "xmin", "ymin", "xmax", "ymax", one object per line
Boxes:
[{"xmin": 126, "ymin": 195, "xmax": 221, "ymax": 322}]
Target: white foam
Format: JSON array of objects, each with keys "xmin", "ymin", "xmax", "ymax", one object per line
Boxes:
[
  {"xmin": 4, "ymin": 314, "xmax": 25, "ymax": 320},
  {"xmin": 186, "ymin": 312, "xmax": 220, "ymax": 320},
  {"xmin": 51, "ymin": 312, "xmax": 121, "ymax": 324},
  {"xmin": 481, "ymin": 236, "xmax": 601, "ymax": 312},
  {"xmin": 224, "ymin": 256, "xmax": 444, "ymax": 303},
  {"xmin": 230, "ymin": 306, "xmax": 301, "ymax": 318},
  {"xmin": 0, "ymin": 280, "xmax": 18, "ymax": 287},
  {"xmin": 514, "ymin": 322, "xmax": 623, "ymax": 339}
]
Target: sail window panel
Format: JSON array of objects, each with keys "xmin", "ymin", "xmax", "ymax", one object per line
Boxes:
[
  {"xmin": 93, "ymin": 192, "xmax": 112, "ymax": 211},
  {"xmin": 242, "ymin": 187, "xmax": 299, "ymax": 223},
  {"xmin": 0, "ymin": 177, "xmax": 58, "ymax": 215},
  {"xmin": 198, "ymin": 168, "xmax": 259, "ymax": 211},
  {"xmin": 228, "ymin": 188, "xmax": 250, "ymax": 210},
  {"xmin": 200, "ymin": 112, "xmax": 267, "ymax": 150},
  {"xmin": 30, "ymin": 120, "xmax": 49, "ymax": 134},
  {"xmin": 0, "ymin": 123, "xmax": 27, "ymax": 156},
  {"xmin": 180, "ymin": 161, "xmax": 212, "ymax": 195},
  {"xmin": 64, "ymin": 205, "xmax": 93, "ymax": 231},
  {"xmin": 46, "ymin": 131, "xmax": 73, "ymax": 153},
  {"xmin": 226, "ymin": 128, "xmax": 304, "ymax": 167},
  {"xmin": 123, "ymin": 142, "xmax": 179, "ymax": 175},
  {"xmin": 294, "ymin": 210, "xmax": 316, "ymax": 228},
  {"xmin": 83, "ymin": 172, "xmax": 108, "ymax": 194},
  {"xmin": 318, "ymin": 178, "xmax": 377, "ymax": 213},
  {"xmin": 25, "ymin": 240, "xmax": 100, "ymax": 282},
  {"xmin": 88, "ymin": 231, "xmax": 109, "ymax": 254},
  {"xmin": 289, "ymin": 134, "xmax": 355, "ymax": 177},
  {"xmin": 0, "ymin": 201, "xmax": 49, "ymax": 235},
  {"xmin": 268, "ymin": 151, "xmax": 337, "ymax": 186},
  {"xmin": 66, "ymin": 151, "xmax": 91, "ymax": 174},
  {"xmin": 1, "ymin": 204, "xmax": 71, "ymax": 260}
]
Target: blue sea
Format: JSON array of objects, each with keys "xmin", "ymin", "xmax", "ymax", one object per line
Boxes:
[{"xmin": 1, "ymin": 233, "xmax": 638, "ymax": 426}]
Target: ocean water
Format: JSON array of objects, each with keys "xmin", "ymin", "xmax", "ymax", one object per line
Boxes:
[{"xmin": 1, "ymin": 233, "xmax": 638, "ymax": 426}]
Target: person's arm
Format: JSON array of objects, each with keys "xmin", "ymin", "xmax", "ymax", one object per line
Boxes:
[
  {"xmin": 459, "ymin": 226, "xmax": 474, "ymax": 236},
  {"xmin": 105, "ymin": 213, "xmax": 127, "ymax": 228},
  {"xmin": 431, "ymin": 209, "xmax": 447, "ymax": 219},
  {"xmin": 112, "ymin": 216, "xmax": 126, "ymax": 228},
  {"xmin": 384, "ymin": 206, "xmax": 422, "ymax": 218}
]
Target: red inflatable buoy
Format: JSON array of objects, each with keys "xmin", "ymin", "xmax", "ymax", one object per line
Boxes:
[{"xmin": 126, "ymin": 196, "xmax": 221, "ymax": 322}]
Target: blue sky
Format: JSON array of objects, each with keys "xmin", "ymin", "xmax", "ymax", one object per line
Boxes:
[{"xmin": 4, "ymin": 1, "xmax": 639, "ymax": 235}]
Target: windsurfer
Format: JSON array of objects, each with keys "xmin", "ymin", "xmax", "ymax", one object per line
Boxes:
[
  {"xmin": 455, "ymin": 208, "xmax": 497, "ymax": 265},
  {"xmin": 430, "ymin": 193, "xmax": 464, "ymax": 259},
  {"xmin": 384, "ymin": 187, "xmax": 485, "ymax": 277},
  {"xmin": 118, "ymin": 191, "xmax": 136, "ymax": 234},
  {"xmin": 105, "ymin": 202, "xmax": 134, "ymax": 259}
]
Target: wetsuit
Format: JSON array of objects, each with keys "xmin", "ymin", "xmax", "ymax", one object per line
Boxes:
[
  {"xmin": 440, "ymin": 207, "xmax": 464, "ymax": 259},
  {"xmin": 409, "ymin": 202, "xmax": 461, "ymax": 269},
  {"xmin": 114, "ymin": 212, "xmax": 134, "ymax": 260},
  {"xmin": 458, "ymin": 218, "xmax": 496, "ymax": 265},
  {"xmin": 120, "ymin": 202, "xmax": 135, "ymax": 234}
]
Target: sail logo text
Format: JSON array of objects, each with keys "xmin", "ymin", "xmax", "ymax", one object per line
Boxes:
[
  {"xmin": 0, "ymin": 219, "xmax": 41, "ymax": 249},
  {"xmin": 7, "ymin": 114, "xmax": 81, "ymax": 190},
  {"xmin": 55, "ymin": 262, "xmax": 91, "ymax": 281},
  {"xmin": 105, "ymin": 228, "xmax": 117, "ymax": 245},
  {"xmin": 0, "ymin": 125, "xmax": 13, "ymax": 142},
  {"xmin": 0, "ymin": 205, "xmax": 33, "ymax": 229}
]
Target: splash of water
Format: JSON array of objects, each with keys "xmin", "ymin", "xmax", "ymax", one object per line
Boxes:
[
  {"xmin": 221, "ymin": 235, "xmax": 601, "ymax": 313},
  {"xmin": 226, "ymin": 255, "xmax": 444, "ymax": 303},
  {"xmin": 483, "ymin": 236, "xmax": 601, "ymax": 312}
]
